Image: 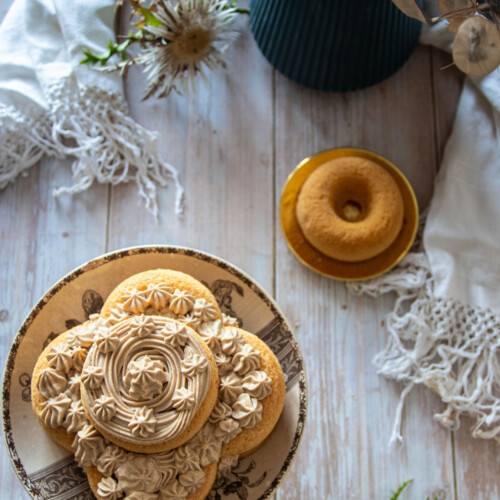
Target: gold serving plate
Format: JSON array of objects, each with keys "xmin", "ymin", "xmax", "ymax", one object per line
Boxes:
[{"xmin": 280, "ymin": 147, "xmax": 419, "ymax": 281}]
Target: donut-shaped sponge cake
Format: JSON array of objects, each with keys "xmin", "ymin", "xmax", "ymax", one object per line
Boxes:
[{"xmin": 296, "ymin": 157, "xmax": 405, "ymax": 262}]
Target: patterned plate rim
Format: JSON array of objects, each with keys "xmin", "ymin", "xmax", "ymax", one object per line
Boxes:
[{"xmin": 2, "ymin": 245, "xmax": 308, "ymax": 500}]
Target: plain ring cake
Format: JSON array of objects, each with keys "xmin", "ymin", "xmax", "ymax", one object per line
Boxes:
[
  {"xmin": 31, "ymin": 268, "xmax": 286, "ymax": 500},
  {"xmin": 295, "ymin": 156, "xmax": 405, "ymax": 262}
]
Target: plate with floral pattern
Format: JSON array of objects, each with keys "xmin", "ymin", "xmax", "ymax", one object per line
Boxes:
[{"xmin": 2, "ymin": 246, "xmax": 307, "ymax": 499}]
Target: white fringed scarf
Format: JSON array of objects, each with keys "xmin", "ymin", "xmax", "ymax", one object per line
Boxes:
[
  {"xmin": 0, "ymin": 0, "xmax": 183, "ymax": 220},
  {"xmin": 348, "ymin": 24, "xmax": 500, "ymax": 445},
  {"xmin": 348, "ymin": 224, "xmax": 500, "ymax": 445}
]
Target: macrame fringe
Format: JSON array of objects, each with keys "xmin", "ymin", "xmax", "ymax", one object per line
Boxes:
[
  {"xmin": 0, "ymin": 84, "xmax": 183, "ymax": 220},
  {"xmin": 0, "ymin": 104, "xmax": 62, "ymax": 188},
  {"xmin": 348, "ymin": 231, "xmax": 500, "ymax": 445}
]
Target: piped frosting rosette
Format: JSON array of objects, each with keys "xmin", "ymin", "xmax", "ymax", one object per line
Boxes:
[
  {"xmin": 80, "ymin": 315, "xmax": 219, "ymax": 453},
  {"xmin": 100, "ymin": 270, "xmax": 222, "ymax": 334},
  {"xmin": 31, "ymin": 319, "xmax": 107, "ymax": 452}
]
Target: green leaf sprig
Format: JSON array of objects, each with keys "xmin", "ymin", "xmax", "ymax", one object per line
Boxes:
[
  {"xmin": 390, "ymin": 479, "xmax": 413, "ymax": 500},
  {"xmin": 79, "ymin": 1, "xmax": 162, "ymax": 68},
  {"xmin": 81, "ymin": 35, "xmax": 139, "ymax": 66},
  {"xmin": 388, "ymin": 478, "xmax": 440, "ymax": 500}
]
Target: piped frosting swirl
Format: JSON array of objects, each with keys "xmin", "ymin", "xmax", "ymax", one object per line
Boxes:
[{"xmin": 81, "ymin": 315, "xmax": 212, "ymax": 446}]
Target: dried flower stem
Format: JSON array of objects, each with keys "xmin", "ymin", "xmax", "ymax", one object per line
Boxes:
[{"xmin": 431, "ymin": 1, "xmax": 490, "ymax": 22}]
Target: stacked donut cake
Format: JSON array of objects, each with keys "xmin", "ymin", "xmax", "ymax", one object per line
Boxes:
[{"xmin": 31, "ymin": 269, "xmax": 286, "ymax": 499}]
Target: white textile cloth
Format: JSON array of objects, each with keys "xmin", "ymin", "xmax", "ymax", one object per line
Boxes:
[
  {"xmin": 0, "ymin": 0, "xmax": 183, "ymax": 219},
  {"xmin": 348, "ymin": 23, "xmax": 500, "ymax": 445},
  {"xmin": 422, "ymin": 25, "xmax": 500, "ymax": 313}
]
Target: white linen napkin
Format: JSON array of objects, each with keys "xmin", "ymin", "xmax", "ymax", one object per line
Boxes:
[
  {"xmin": 422, "ymin": 23, "xmax": 500, "ymax": 312},
  {"xmin": 0, "ymin": 0, "xmax": 183, "ymax": 219},
  {"xmin": 348, "ymin": 23, "xmax": 500, "ymax": 444}
]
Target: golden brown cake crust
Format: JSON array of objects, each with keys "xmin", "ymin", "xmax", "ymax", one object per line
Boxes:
[
  {"xmin": 31, "ymin": 326, "xmax": 91, "ymax": 453},
  {"xmin": 85, "ymin": 465, "xmax": 102, "ymax": 497},
  {"xmin": 296, "ymin": 156, "xmax": 405, "ymax": 262},
  {"xmin": 100, "ymin": 269, "xmax": 222, "ymax": 319},
  {"xmin": 221, "ymin": 329, "xmax": 286, "ymax": 458},
  {"xmin": 186, "ymin": 462, "xmax": 218, "ymax": 500}
]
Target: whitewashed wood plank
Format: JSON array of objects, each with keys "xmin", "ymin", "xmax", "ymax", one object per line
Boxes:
[
  {"xmin": 453, "ymin": 422, "xmax": 500, "ymax": 500},
  {"xmin": 0, "ymin": 157, "xmax": 109, "ymax": 498},
  {"xmin": 431, "ymin": 48, "xmax": 464, "ymax": 165},
  {"xmin": 0, "ymin": 1, "xmax": 485, "ymax": 500},
  {"xmin": 273, "ymin": 46, "xmax": 456, "ymax": 499},
  {"xmin": 271, "ymin": 45, "xmax": 439, "ymax": 212},
  {"xmin": 108, "ymin": 13, "xmax": 275, "ymax": 293}
]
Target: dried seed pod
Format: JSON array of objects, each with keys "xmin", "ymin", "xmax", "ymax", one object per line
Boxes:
[
  {"xmin": 392, "ymin": 0, "xmax": 428, "ymax": 23},
  {"xmin": 452, "ymin": 15, "xmax": 500, "ymax": 76}
]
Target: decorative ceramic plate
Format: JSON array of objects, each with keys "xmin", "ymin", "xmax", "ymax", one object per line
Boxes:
[
  {"xmin": 280, "ymin": 147, "xmax": 419, "ymax": 281},
  {"xmin": 2, "ymin": 246, "xmax": 307, "ymax": 500}
]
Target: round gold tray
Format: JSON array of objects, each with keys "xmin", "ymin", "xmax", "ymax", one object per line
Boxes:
[{"xmin": 280, "ymin": 147, "xmax": 419, "ymax": 281}]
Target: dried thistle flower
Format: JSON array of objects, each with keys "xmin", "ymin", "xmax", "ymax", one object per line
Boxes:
[
  {"xmin": 392, "ymin": 0, "xmax": 500, "ymax": 77},
  {"xmin": 82, "ymin": 0, "xmax": 243, "ymax": 99},
  {"xmin": 137, "ymin": 0, "xmax": 241, "ymax": 98}
]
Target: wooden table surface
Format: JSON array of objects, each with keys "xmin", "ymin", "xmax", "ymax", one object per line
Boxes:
[{"xmin": 2, "ymin": 1, "xmax": 499, "ymax": 499}]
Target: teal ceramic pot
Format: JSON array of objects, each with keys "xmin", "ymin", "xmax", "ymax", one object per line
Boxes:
[{"xmin": 249, "ymin": 0, "xmax": 422, "ymax": 92}]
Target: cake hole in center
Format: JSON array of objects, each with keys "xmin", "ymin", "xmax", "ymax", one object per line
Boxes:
[{"xmin": 341, "ymin": 200, "xmax": 363, "ymax": 222}]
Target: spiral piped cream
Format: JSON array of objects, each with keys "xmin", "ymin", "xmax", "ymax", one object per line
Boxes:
[{"xmin": 81, "ymin": 315, "xmax": 212, "ymax": 446}]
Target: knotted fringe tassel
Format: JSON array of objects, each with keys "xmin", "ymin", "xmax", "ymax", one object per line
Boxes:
[
  {"xmin": 0, "ymin": 84, "xmax": 183, "ymax": 221},
  {"xmin": 0, "ymin": 104, "xmax": 62, "ymax": 188},
  {"xmin": 347, "ymin": 227, "xmax": 500, "ymax": 445}
]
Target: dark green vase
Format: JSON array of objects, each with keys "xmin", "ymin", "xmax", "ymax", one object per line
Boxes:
[{"xmin": 249, "ymin": 0, "xmax": 422, "ymax": 92}]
